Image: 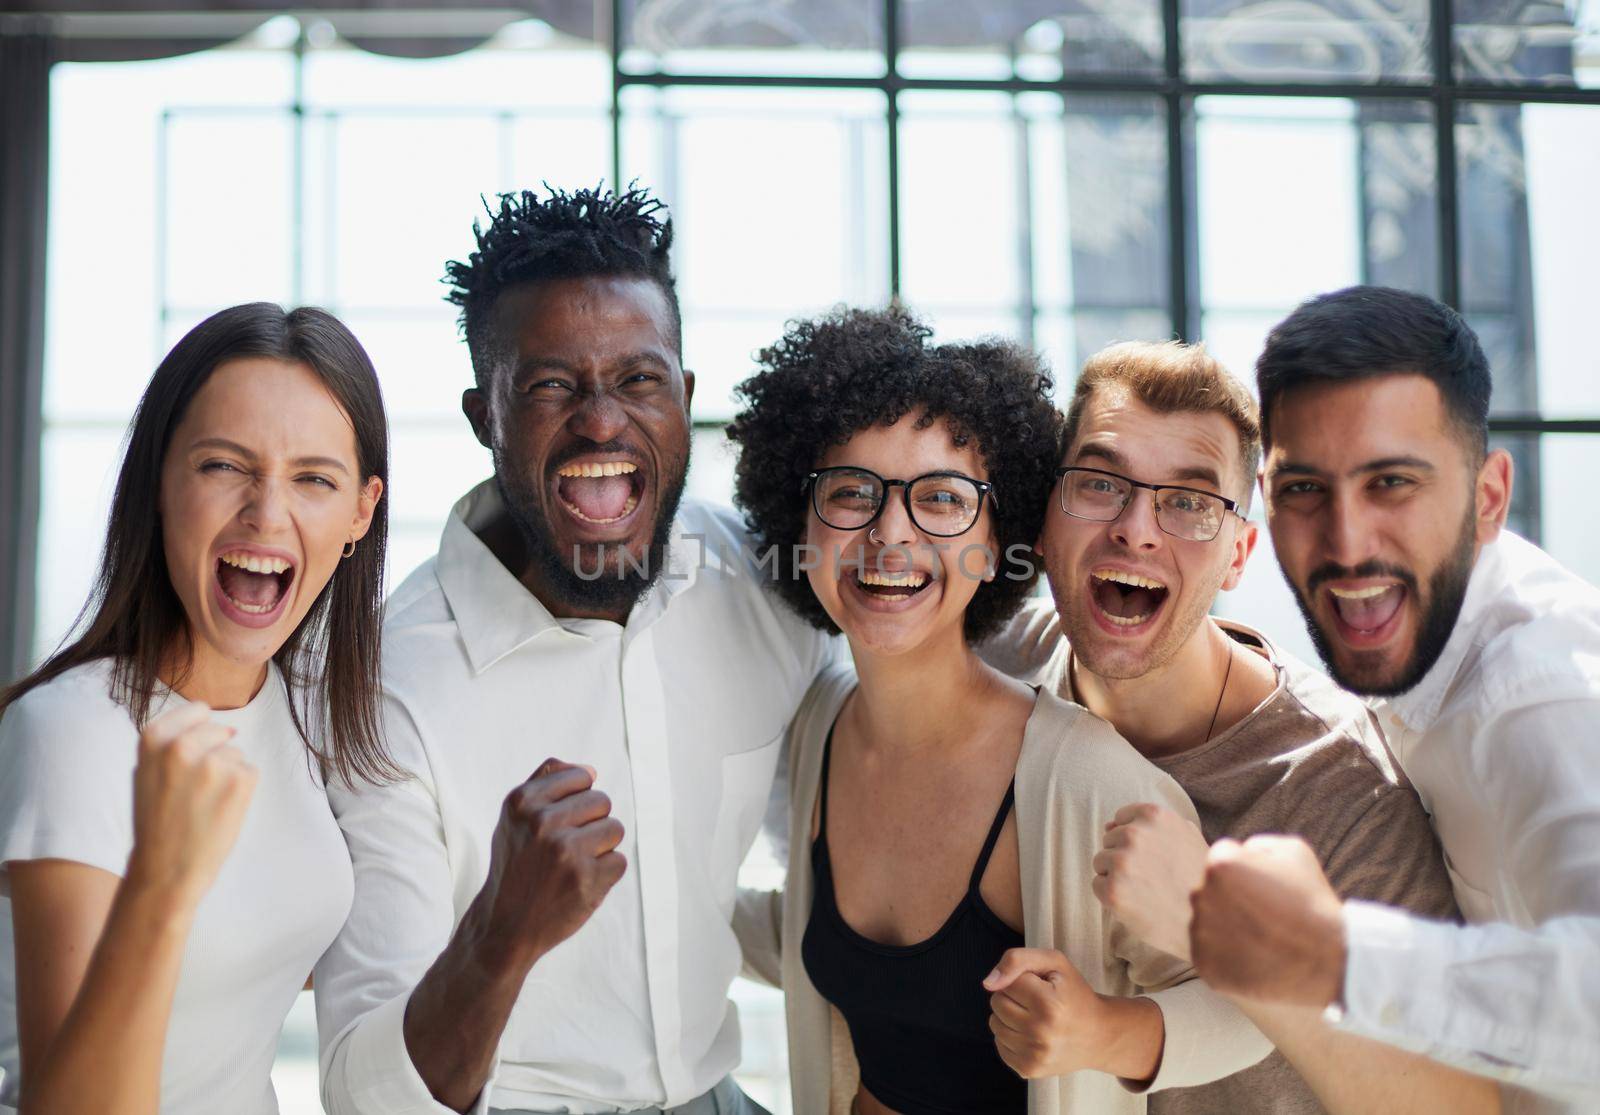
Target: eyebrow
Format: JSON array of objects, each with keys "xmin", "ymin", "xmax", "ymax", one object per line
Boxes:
[
  {"xmin": 1075, "ymin": 442, "xmax": 1224, "ymax": 491},
  {"xmin": 1270, "ymin": 455, "xmax": 1435, "ymax": 480},
  {"xmin": 189, "ymin": 437, "xmax": 351, "ymax": 475},
  {"xmin": 514, "ymin": 350, "xmax": 675, "ymax": 377}
]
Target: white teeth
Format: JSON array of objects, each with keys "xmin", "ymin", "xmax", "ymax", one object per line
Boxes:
[
  {"xmin": 1329, "ymin": 584, "xmax": 1397, "ymax": 600},
  {"xmin": 856, "ymin": 569, "xmax": 930, "ymax": 588},
  {"xmin": 557, "ymin": 461, "xmax": 639, "ymax": 478},
  {"xmin": 562, "ymin": 494, "xmax": 639, "ymax": 524},
  {"xmin": 219, "ymin": 552, "xmax": 290, "ymax": 575},
  {"xmin": 1092, "ymin": 569, "xmax": 1167, "ymax": 592},
  {"xmin": 1103, "ymin": 611, "xmax": 1153, "ymax": 627}
]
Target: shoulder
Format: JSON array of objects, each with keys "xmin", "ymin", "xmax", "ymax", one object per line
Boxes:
[
  {"xmin": 1273, "ymin": 650, "xmax": 1405, "ymax": 788},
  {"xmin": 1, "ymin": 658, "xmax": 139, "ymax": 760},
  {"xmin": 673, "ymin": 498, "xmax": 835, "ymax": 670},
  {"xmin": 1018, "ymin": 689, "xmax": 1192, "ymax": 818},
  {"xmin": 1456, "ymin": 535, "xmax": 1600, "ymax": 715},
  {"xmin": 382, "ymin": 554, "xmax": 449, "ymax": 632},
  {"xmin": 787, "ymin": 662, "xmax": 857, "ymax": 756}
]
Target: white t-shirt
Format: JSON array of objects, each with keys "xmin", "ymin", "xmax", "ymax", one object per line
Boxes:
[{"xmin": 0, "ymin": 658, "xmax": 354, "ymax": 1114}]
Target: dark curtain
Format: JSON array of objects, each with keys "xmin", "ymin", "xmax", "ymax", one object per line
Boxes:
[{"xmin": 0, "ymin": 31, "xmax": 51, "ymax": 683}]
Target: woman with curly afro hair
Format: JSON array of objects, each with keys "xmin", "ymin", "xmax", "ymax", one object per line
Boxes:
[{"xmin": 729, "ymin": 306, "xmax": 1270, "ymax": 1115}]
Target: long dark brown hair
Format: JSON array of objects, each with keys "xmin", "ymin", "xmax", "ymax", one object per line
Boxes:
[{"xmin": 1, "ymin": 302, "xmax": 400, "ymax": 787}]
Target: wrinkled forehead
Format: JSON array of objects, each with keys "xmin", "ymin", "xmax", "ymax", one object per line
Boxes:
[
  {"xmin": 1067, "ymin": 386, "xmax": 1241, "ymax": 494},
  {"xmin": 1263, "ymin": 375, "xmax": 1466, "ymax": 474}
]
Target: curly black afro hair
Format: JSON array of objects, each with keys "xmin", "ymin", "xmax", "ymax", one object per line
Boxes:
[
  {"xmin": 727, "ymin": 305, "xmax": 1064, "ymax": 644},
  {"xmin": 442, "ymin": 183, "xmax": 680, "ymax": 389}
]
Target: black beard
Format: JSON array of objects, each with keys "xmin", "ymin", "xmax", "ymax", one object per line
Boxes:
[
  {"xmin": 1290, "ymin": 506, "xmax": 1477, "ymax": 698},
  {"xmin": 492, "ymin": 442, "xmax": 691, "ymax": 616}
]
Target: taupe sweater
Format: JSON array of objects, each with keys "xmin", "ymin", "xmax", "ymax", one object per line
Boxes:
[{"xmin": 734, "ymin": 665, "xmax": 1272, "ymax": 1114}]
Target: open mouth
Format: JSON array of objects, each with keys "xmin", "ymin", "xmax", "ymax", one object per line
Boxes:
[
  {"xmin": 1089, "ymin": 568, "xmax": 1169, "ymax": 630},
  {"xmin": 1326, "ymin": 583, "xmax": 1406, "ymax": 641},
  {"xmin": 853, "ymin": 567, "xmax": 933, "ymax": 600},
  {"xmin": 554, "ymin": 460, "xmax": 645, "ymax": 526},
  {"xmin": 215, "ymin": 550, "xmax": 295, "ymax": 622}
]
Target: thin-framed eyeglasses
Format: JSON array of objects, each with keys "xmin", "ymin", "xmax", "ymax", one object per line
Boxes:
[
  {"xmin": 804, "ymin": 466, "xmax": 997, "ymax": 539},
  {"xmin": 1055, "ymin": 466, "xmax": 1239, "ymax": 543}
]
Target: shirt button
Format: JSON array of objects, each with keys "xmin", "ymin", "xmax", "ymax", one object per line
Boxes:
[{"xmin": 1380, "ymin": 1004, "xmax": 1402, "ymax": 1027}]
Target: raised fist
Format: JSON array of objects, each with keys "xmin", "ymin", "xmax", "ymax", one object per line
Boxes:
[
  {"xmin": 476, "ymin": 758, "xmax": 627, "ymax": 968},
  {"xmin": 126, "ymin": 701, "xmax": 259, "ymax": 911}
]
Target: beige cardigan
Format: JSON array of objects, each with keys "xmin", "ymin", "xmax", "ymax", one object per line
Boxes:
[{"xmin": 734, "ymin": 665, "xmax": 1271, "ymax": 1115}]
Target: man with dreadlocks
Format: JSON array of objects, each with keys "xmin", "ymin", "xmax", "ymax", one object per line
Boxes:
[{"xmin": 313, "ymin": 185, "xmax": 834, "ymax": 1115}]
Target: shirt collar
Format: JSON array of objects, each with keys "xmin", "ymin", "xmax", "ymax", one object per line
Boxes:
[
  {"xmin": 435, "ymin": 479, "xmax": 718, "ymax": 674},
  {"xmin": 1368, "ymin": 533, "xmax": 1508, "ymax": 733}
]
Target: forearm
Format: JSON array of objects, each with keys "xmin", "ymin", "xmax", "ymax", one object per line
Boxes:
[
  {"xmin": 21, "ymin": 881, "xmax": 193, "ymax": 1115},
  {"xmin": 401, "ymin": 897, "xmax": 536, "ymax": 1112},
  {"xmin": 1094, "ymin": 994, "xmax": 1166, "ymax": 1084},
  {"xmin": 1239, "ymin": 999, "xmax": 1500, "ymax": 1115}
]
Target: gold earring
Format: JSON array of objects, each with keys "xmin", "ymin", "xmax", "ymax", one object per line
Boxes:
[{"xmin": 342, "ymin": 539, "xmax": 356, "ymax": 558}]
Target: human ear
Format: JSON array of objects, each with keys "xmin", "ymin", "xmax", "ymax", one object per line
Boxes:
[
  {"xmin": 349, "ymin": 476, "xmax": 384, "ymax": 544},
  {"xmin": 1218, "ymin": 517, "xmax": 1259, "ymax": 593},
  {"xmin": 462, "ymin": 387, "xmax": 492, "ymax": 451},
  {"xmin": 1473, "ymin": 448, "xmax": 1513, "ymax": 544}
]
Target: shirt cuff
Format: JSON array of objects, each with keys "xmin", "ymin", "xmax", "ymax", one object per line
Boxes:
[
  {"xmin": 1132, "ymin": 981, "xmax": 1273, "ymax": 1093},
  {"xmin": 1330, "ymin": 899, "xmax": 1454, "ymax": 1055},
  {"xmin": 329, "ymin": 991, "xmax": 497, "ymax": 1115}
]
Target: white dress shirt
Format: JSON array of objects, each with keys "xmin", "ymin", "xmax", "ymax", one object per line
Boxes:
[
  {"xmin": 1333, "ymin": 532, "xmax": 1600, "ymax": 1111},
  {"xmin": 315, "ymin": 480, "xmax": 834, "ymax": 1115}
]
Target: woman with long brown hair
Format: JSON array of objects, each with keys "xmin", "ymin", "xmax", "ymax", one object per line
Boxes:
[{"xmin": 0, "ymin": 302, "xmax": 396, "ymax": 1115}]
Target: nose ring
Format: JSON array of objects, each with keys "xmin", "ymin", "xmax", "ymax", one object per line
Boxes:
[{"xmin": 868, "ymin": 527, "xmax": 883, "ymax": 545}]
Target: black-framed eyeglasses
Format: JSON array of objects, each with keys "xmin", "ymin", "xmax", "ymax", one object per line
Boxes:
[
  {"xmin": 804, "ymin": 466, "xmax": 997, "ymax": 538},
  {"xmin": 1055, "ymin": 466, "xmax": 1239, "ymax": 543}
]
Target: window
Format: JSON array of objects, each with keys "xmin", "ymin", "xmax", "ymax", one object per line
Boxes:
[{"xmin": 36, "ymin": 2, "xmax": 1600, "ymax": 1109}]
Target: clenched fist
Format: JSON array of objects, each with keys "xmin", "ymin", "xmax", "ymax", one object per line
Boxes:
[
  {"xmin": 1189, "ymin": 835, "xmax": 1346, "ymax": 1008},
  {"xmin": 1091, "ymin": 802, "xmax": 1208, "ymax": 962},
  {"xmin": 475, "ymin": 758, "xmax": 627, "ymax": 970},
  {"xmin": 125, "ymin": 702, "xmax": 259, "ymax": 912},
  {"xmin": 983, "ymin": 948, "xmax": 1163, "ymax": 1083}
]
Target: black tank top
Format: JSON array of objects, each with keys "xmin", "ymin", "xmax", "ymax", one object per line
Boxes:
[{"xmin": 800, "ymin": 722, "xmax": 1027, "ymax": 1115}]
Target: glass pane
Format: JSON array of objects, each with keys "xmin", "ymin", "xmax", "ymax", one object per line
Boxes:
[
  {"xmin": 334, "ymin": 311, "xmax": 474, "ymax": 422},
  {"xmin": 313, "ymin": 113, "xmax": 504, "ymax": 308},
  {"xmin": 1453, "ymin": 0, "xmax": 1600, "ymax": 86},
  {"xmin": 899, "ymin": 91, "xmax": 1170, "ymax": 395},
  {"xmin": 32, "ymin": 426, "xmax": 126, "ymax": 662},
  {"xmin": 1535, "ymin": 434, "xmax": 1600, "ymax": 586},
  {"xmin": 1458, "ymin": 102, "xmax": 1600, "ymax": 418},
  {"xmin": 621, "ymin": 85, "xmax": 890, "ymax": 422},
  {"xmin": 899, "ymin": 1, "xmax": 1163, "ymax": 80},
  {"xmin": 620, "ymin": 0, "xmax": 885, "ymax": 77},
  {"xmin": 1183, "ymin": 0, "xmax": 1432, "ymax": 82},
  {"xmin": 163, "ymin": 113, "xmax": 295, "ymax": 311},
  {"xmin": 44, "ymin": 51, "xmax": 295, "ymax": 423},
  {"xmin": 386, "ymin": 425, "xmax": 494, "ymax": 548},
  {"xmin": 1195, "ymin": 96, "xmax": 1439, "ymax": 381}
]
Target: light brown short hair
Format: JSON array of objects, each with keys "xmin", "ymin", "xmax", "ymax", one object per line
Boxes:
[{"xmin": 1062, "ymin": 340, "xmax": 1261, "ymax": 510}]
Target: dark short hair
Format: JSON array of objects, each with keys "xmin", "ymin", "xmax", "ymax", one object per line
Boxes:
[
  {"xmin": 1256, "ymin": 285, "xmax": 1491, "ymax": 458},
  {"xmin": 1063, "ymin": 340, "xmax": 1260, "ymax": 510},
  {"xmin": 727, "ymin": 305, "xmax": 1064, "ymax": 643},
  {"xmin": 443, "ymin": 184, "xmax": 680, "ymax": 389},
  {"xmin": 1, "ymin": 303, "xmax": 398, "ymax": 788}
]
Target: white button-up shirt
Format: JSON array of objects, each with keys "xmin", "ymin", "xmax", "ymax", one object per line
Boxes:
[
  {"xmin": 315, "ymin": 481, "xmax": 833, "ymax": 1114},
  {"xmin": 1333, "ymin": 532, "xmax": 1600, "ymax": 1112}
]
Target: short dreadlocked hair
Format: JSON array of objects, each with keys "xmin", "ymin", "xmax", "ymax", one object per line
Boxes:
[
  {"xmin": 443, "ymin": 183, "xmax": 681, "ymax": 389},
  {"xmin": 728, "ymin": 305, "xmax": 1064, "ymax": 644}
]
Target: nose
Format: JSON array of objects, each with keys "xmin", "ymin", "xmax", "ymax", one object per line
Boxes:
[
  {"xmin": 1109, "ymin": 489, "xmax": 1164, "ymax": 552},
  {"xmin": 239, "ymin": 474, "xmax": 292, "ymax": 534},
  {"xmin": 567, "ymin": 387, "xmax": 629, "ymax": 445},
  {"xmin": 1320, "ymin": 490, "xmax": 1378, "ymax": 570},
  {"xmin": 871, "ymin": 487, "xmax": 918, "ymax": 547}
]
